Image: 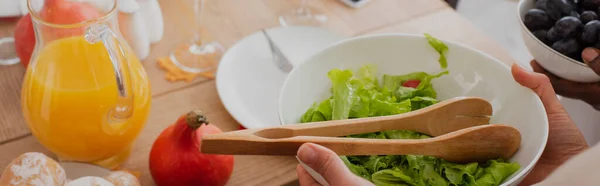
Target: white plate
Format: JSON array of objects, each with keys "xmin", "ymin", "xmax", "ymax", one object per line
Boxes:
[
  {"xmin": 59, "ymin": 162, "xmax": 111, "ymax": 180},
  {"xmin": 216, "ymin": 26, "xmax": 345, "ymax": 129}
]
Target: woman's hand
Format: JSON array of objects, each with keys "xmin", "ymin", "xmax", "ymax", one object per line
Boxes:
[
  {"xmin": 296, "ymin": 143, "xmax": 373, "ymax": 186},
  {"xmin": 511, "ymin": 64, "xmax": 589, "ymax": 185},
  {"xmin": 531, "ymin": 48, "xmax": 600, "ymax": 108}
]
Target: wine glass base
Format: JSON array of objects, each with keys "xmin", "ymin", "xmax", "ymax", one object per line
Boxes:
[
  {"xmin": 170, "ymin": 42, "xmax": 225, "ymax": 73},
  {"xmin": 278, "ymin": 8, "xmax": 328, "ymax": 27},
  {"xmin": 56, "ymin": 146, "xmax": 133, "ymax": 170},
  {"xmin": 0, "ymin": 37, "xmax": 20, "ymax": 66}
]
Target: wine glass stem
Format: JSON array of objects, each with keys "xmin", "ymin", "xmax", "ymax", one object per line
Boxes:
[
  {"xmin": 297, "ymin": 0, "xmax": 310, "ymax": 16},
  {"xmin": 193, "ymin": 0, "xmax": 205, "ymax": 46},
  {"xmin": 300, "ymin": 0, "xmax": 308, "ymax": 8}
]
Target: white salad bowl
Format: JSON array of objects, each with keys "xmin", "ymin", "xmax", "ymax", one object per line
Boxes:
[{"xmin": 278, "ymin": 34, "xmax": 548, "ymax": 186}]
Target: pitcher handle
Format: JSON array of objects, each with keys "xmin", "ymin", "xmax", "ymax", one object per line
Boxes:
[{"xmin": 85, "ymin": 24, "xmax": 134, "ymax": 121}]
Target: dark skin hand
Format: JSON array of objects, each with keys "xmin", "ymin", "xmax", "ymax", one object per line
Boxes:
[
  {"xmin": 518, "ymin": 47, "xmax": 600, "ymax": 185},
  {"xmin": 531, "ymin": 48, "xmax": 600, "ymax": 108}
]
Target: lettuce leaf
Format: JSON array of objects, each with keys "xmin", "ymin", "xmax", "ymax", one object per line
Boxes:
[
  {"xmin": 329, "ymin": 69, "xmax": 356, "ymax": 120},
  {"xmin": 354, "ymin": 64, "xmax": 379, "ymax": 90},
  {"xmin": 400, "ymin": 155, "xmax": 445, "ymax": 186},
  {"xmin": 372, "ymin": 169, "xmax": 417, "ymax": 186},
  {"xmin": 384, "ymin": 130, "xmax": 430, "ymax": 140},
  {"xmin": 300, "ymin": 103, "xmax": 326, "ymax": 123},
  {"xmin": 369, "ymin": 98, "xmax": 412, "ymax": 117},
  {"xmin": 424, "ymin": 33, "xmax": 449, "ymax": 69},
  {"xmin": 363, "ymin": 155, "xmax": 403, "ymax": 173},
  {"xmin": 317, "ymin": 99, "xmax": 333, "ymax": 120},
  {"xmin": 474, "ymin": 160, "xmax": 521, "ymax": 186},
  {"xmin": 302, "ymin": 65, "xmax": 415, "ymax": 123},
  {"xmin": 440, "ymin": 161, "xmax": 478, "ymax": 185},
  {"xmin": 299, "ymin": 34, "xmax": 519, "ymax": 186},
  {"xmin": 382, "ymin": 70, "xmax": 449, "ymax": 101},
  {"xmin": 342, "ymin": 156, "xmax": 372, "ymax": 181},
  {"xmin": 410, "ymin": 96, "xmax": 439, "ymax": 110},
  {"xmin": 349, "ymin": 132, "xmax": 387, "ymax": 139}
]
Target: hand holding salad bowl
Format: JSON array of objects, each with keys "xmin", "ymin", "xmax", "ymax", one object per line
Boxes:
[{"xmin": 201, "ymin": 34, "xmax": 562, "ymax": 186}]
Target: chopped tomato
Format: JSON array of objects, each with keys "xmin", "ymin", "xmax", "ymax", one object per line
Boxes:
[{"xmin": 402, "ymin": 80, "xmax": 421, "ymax": 88}]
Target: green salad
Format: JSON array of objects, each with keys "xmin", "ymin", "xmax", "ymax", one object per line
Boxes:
[{"xmin": 300, "ymin": 34, "xmax": 520, "ymax": 186}]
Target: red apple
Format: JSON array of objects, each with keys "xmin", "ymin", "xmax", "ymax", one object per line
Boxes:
[{"xmin": 14, "ymin": 14, "xmax": 34, "ymax": 67}]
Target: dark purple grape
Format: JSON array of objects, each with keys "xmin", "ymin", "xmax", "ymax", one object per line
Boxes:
[
  {"xmin": 525, "ymin": 9, "xmax": 553, "ymax": 30},
  {"xmin": 572, "ymin": 52, "xmax": 584, "ymax": 62},
  {"xmin": 580, "ymin": 0, "xmax": 588, "ymax": 10},
  {"xmin": 547, "ymin": 27, "xmax": 562, "ymax": 43},
  {"xmin": 582, "ymin": 20, "xmax": 600, "ymax": 44},
  {"xmin": 537, "ymin": 0, "xmax": 548, "ymax": 10},
  {"xmin": 571, "ymin": 10, "xmax": 581, "ymax": 18},
  {"xmin": 592, "ymin": 41, "xmax": 600, "ymax": 48},
  {"xmin": 533, "ymin": 29, "xmax": 551, "ymax": 44},
  {"xmin": 547, "ymin": 0, "xmax": 572, "ymax": 20},
  {"xmin": 568, "ymin": 0, "xmax": 579, "ymax": 10},
  {"xmin": 580, "ymin": 11, "xmax": 598, "ymax": 23},
  {"xmin": 582, "ymin": 0, "xmax": 600, "ymax": 10},
  {"xmin": 554, "ymin": 16, "xmax": 583, "ymax": 37},
  {"xmin": 552, "ymin": 38, "xmax": 581, "ymax": 57},
  {"xmin": 579, "ymin": 0, "xmax": 588, "ymax": 13}
]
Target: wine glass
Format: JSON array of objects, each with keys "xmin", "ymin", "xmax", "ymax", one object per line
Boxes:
[
  {"xmin": 279, "ymin": 0, "xmax": 328, "ymax": 27},
  {"xmin": 0, "ymin": 37, "xmax": 19, "ymax": 65},
  {"xmin": 170, "ymin": 0, "xmax": 224, "ymax": 73}
]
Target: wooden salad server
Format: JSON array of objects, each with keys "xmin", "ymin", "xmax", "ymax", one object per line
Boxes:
[{"xmin": 201, "ymin": 97, "xmax": 521, "ymax": 163}]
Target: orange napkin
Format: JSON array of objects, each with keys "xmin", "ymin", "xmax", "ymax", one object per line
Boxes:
[{"xmin": 157, "ymin": 56, "xmax": 215, "ymax": 82}]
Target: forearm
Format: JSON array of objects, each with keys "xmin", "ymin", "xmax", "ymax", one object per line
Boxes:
[{"xmin": 534, "ymin": 143, "xmax": 600, "ymax": 185}]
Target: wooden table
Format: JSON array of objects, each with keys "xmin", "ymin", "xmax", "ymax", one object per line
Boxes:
[{"xmin": 0, "ymin": 0, "xmax": 517, "ymax": 185}]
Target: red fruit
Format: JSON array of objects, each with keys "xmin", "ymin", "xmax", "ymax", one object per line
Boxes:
[
  {"xmin": 402, "ymin": 80, "xmax": 421, "ymax": 88},
  {"xmin": 13, "ymin": 0, "xmax": 101, "ymax": 68},
  {"xmin": 149, "ymin": 110, "xmax": 234, "ymax": 186},
  {"xmin": 14, "ymin": 14, "xmax": 35, "ymax": 67},
  {"xmin": 38, "ymin": 0, "xmax": 101, "ymax": 41},
  {"xmin": 39, "ymin": 0, "xmax": 101, "ymax": 25},
  {"xmin": 238, "ymin": 125, "xmax": 246, "ymax": 130}
]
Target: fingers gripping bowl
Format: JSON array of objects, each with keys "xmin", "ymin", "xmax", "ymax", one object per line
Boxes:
[{"xmin": 278, "ymin": 34, "xmax": 549, "ymax": 185}]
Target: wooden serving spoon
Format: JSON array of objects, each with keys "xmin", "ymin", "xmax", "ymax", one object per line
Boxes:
[
  {"xmin": 264, "ymin": 96, "xmax": 492, "ymax": 138},
  {"xmin": 202, "ymin": 124, "xmax": 520, "ymax": 163},
  {"xmin": 201, "ymin": 97, "xmax": 521, "ymax": 162}
]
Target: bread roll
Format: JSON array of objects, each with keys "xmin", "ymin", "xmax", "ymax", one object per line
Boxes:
[
  {"xmin": 64, "ymin": 176, "xmax": 114, "ymax": 186},
  {"xmin": 104, "ymin": 171, "xmax": 140, "ymax": 186},
  {"xmin": 0, "ymin": 152, "xmax": 67, "ymax": 186}
]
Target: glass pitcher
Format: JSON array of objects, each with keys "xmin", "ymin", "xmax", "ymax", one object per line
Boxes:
[{"xmin": 21, "ymin": 0, "xmax": 151, "ymax": 169}]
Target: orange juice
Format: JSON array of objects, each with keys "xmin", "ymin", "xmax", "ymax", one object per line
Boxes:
[{"xmin": 21, "ymin": 36, "xmax": 151, "ymax": 167}]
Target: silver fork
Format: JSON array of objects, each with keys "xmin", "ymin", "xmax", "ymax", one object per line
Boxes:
[{"xmin": 262, "ymin": 29, "xmax": 294, "ymax": 73}]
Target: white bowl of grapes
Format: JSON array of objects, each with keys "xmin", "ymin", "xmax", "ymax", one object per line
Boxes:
[{"xmin": 519, "ymin": 0, "xmax": 600, "ymax": 82}]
